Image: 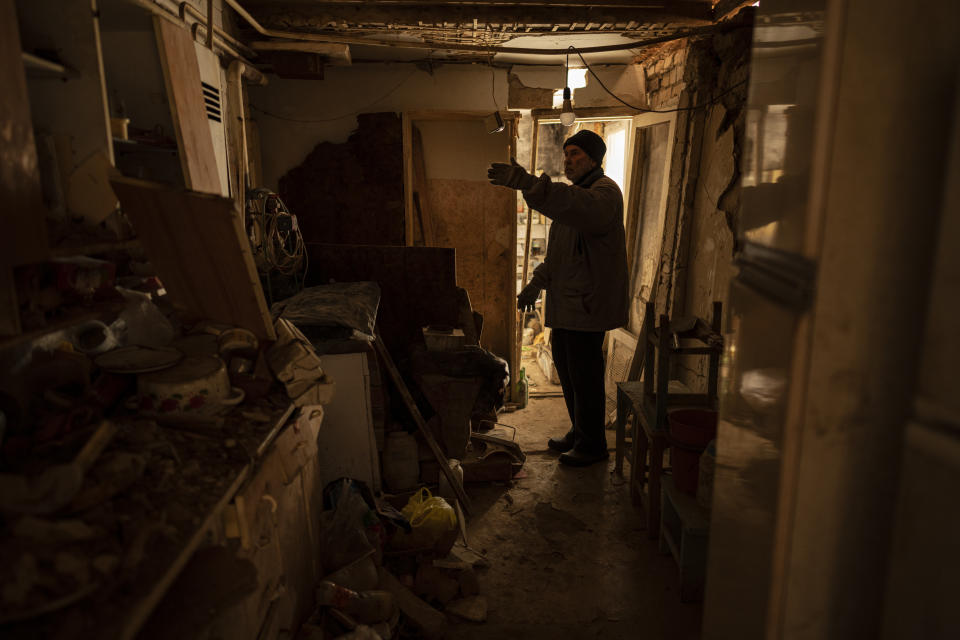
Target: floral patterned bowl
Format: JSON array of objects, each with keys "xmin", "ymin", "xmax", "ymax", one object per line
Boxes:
[{"xmin": 134, "ymin": 355, "xmax": 244, "ymax": 415}]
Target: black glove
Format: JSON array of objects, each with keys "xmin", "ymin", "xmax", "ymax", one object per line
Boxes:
[
  {"xmin": 517, "ymin": 282, "xmax": 540, "ymax": 312},
  {"xmin": 488, "ymin": 157, "xmax": 537, "ymax": 191}
]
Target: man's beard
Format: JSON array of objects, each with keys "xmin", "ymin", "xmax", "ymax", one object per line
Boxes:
[{"xmin": 565, "ymin": 165, "xmax": 587, "ymax": 182}]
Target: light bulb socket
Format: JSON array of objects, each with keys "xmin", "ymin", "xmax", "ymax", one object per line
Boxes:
[
  {"xmin": 559, "ymin": 99, "xmax": 576, "ymax": 126},
  {"xmin": 563, "ymin": 86, "xmax": 572, "ymax": 100}
]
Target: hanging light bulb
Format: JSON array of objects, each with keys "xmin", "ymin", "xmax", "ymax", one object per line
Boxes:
[
  {"xmin": 559, "ymin": 49, "xmax": 576, "ymax": 127},
  {"xmin": 559, "ymin": 87, "xmax": 576, "ymax": 126}
]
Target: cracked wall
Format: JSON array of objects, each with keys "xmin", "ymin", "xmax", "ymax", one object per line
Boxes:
[{"xmin": 647, "ymin": 20, "xmax": 752, "ymax": 392}]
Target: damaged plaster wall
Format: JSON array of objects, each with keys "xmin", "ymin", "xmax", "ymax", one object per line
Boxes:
[
  {"xmin": 670, "ymin": 25, "xmax": 752, "ymax": 391},
  {"xmin": 627, "ymin": 17, "xmax": 751, "ymax": 392},
  {"xmin": 249, "ymin": 64, "xmax": 509, "ymax": 191},
  {"xmin": 251, "ymin": 61, "xmax": 645, "ymax": 190},
  {"xmin": 508, "ymin": 64, "xmax": 645, "ymax": 110}
]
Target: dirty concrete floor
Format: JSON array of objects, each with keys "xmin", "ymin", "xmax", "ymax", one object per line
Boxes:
[{"xmin": 448, "ymin": 352, "xmax": 703, "ymax": 639}]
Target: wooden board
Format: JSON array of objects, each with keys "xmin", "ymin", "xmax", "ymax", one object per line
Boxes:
[
  {"xmin": 374, "ymin": 336, "xmax": 471, "ymax": 514},
  {"xmin": 425, "ymin": 178, "xmax": 515, "ymax": 364},
  {"xmin": 402, "ymin": 112, "xmax": 414, "ymax": 245},
  {"xmin": 0, "ymin": 0, "xmax": 48, "ymax": 267},
  {"xmin": 627, "ymin": 115, "xmax": 675, "ymax": 335},
  {"xmin": 111, "ymin": 176, "xmax": 274, "ymax": 340},
  {"xmin": 153, "ymin": 16, "xmax": 222, "ymax": 194},
  {"xmin": 412, "ymin": 125, "xmax": 435, "ymax": 246}
]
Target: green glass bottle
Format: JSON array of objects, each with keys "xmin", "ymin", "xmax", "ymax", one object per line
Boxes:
[{"xmin": 516, "ymin": 367, "xmax": 529, "ymax": 409}]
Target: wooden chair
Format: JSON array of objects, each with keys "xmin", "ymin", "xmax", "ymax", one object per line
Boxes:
[{"xmin": 615, "ymin": 301, "xmax": 722, "ymax": 538}]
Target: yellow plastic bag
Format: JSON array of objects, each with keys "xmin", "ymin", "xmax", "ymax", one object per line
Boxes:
[{"xmin": 392, "ymin": 488, "xmax": 457, "ymax": 551}]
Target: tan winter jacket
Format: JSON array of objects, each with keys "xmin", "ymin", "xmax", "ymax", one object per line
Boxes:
[{"xmin": 522, "ymin": 168, "xmax": 629, "ymax": 332}]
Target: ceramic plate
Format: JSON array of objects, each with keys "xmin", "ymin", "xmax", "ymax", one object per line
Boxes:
[{"xmin": 94, "ymin": 345, "xmax": 183, "ymax": 374}]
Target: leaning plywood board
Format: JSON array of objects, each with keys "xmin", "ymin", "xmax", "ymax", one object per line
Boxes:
[
  {"xmin": 416, "ymin": 118, "xmax": 515, "ymax": 366},
  {"xmin": 111, "ymin": 177, "xmax": 274, "ymax": 340},
  {"xmin": 0, "ymin": 0, "xmax": 48, "ymax": 267},
  {"xmin": 153, "ymin": 16, "xmax": 223, "ymax": 194},
  {"xmin": 427, "ymin": 179, "xmax": 515, "ymax": 363}
]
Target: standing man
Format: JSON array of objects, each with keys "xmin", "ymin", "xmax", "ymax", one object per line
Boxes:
[{"xmin": 488, "ymin": 129, "xmax": 628, "ymax": 467}]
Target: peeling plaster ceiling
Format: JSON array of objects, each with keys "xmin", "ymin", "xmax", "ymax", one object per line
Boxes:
[{"xmin": 234, "ymin": 1, "xmax": 753, "ymax": 65}]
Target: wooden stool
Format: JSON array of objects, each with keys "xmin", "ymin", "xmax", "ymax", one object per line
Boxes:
[
  {"xmin": 660, "ymin": 476, "xmax": 710, "ymax": 602},
  {"xmin": 614, "ymin": 380, "xmax": 642, "ymax": 477},
  {"xmin": 616, "ymin": 378, "xmax": 684, "ymax": 538},
  {"xmin": 615, "ymin": 301, "xmax": 723, "ymax": 539}
]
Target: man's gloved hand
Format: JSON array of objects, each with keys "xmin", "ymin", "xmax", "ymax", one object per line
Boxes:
[
  {"xmin": 517, "ymin": 282, "xmax": 540, "ymax": 312},
  {"xmin": 488, "ymin": 157, "xmax": 537, "ymax": 191}
]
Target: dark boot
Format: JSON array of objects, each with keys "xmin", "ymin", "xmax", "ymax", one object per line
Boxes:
[
  {"xmin": 559, "ymin": 447, "xmax": 610, "ymax": 467},
  {"xmin": 547, "ymin": 430, "xmax": 576, "ymax": 453}
]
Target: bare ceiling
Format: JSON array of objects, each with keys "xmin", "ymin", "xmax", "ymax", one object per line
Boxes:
[{"xmin": 234, "ymin": 1, "xmax": 755, "ymax": 64}]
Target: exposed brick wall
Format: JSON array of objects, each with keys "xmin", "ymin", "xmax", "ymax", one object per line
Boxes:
[{"xmin": 640, "ymin": 41, "xmax": 690, "ymax": 109}]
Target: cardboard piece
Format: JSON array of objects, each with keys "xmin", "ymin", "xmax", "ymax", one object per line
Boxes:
[
  {"xmin": 67, "ymin": 151, "xmax": 119, "ymax": 224},
  {"xmin": 267, "ymin": 318, "xmax": 334, "ymax": 406}
]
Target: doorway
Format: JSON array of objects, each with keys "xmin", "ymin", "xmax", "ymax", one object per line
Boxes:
[{"xmin": 515, "ymin": 115, "xmax": 634, "ymax": 352}]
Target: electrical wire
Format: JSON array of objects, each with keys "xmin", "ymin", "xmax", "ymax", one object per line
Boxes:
[
  {"xmin": 248, "ymin": 191, "xmax": 306, "ymax": 280},
  {"xmin": 250, "ymin": 68, "xmax": 417, "ymax": 123},
  {"xmin": 487, "ymin": 51, "xmax": 500, "ymax": 111},
  {"xmin": 569, "ymin": 45, "xmax": 748, "ymax": 114}
]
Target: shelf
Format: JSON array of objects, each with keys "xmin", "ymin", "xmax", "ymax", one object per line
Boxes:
[
  {"xmin": 662, "ymin": 476, "xmax": 710, "ymax": 533},
  {"xmin": 0, "ymin": 301, "xmax": 126, "ymax": 351},
  {"xmin": 113, "ymin": 138, "xmax": 177, "ymax": 154},
  {"xmin": 48, "ymin": 238, "xmax": 140, "ymax": 258},
  {"xmin": 21, "ymin": 51, "xmax": 77, "ymax": 79}
]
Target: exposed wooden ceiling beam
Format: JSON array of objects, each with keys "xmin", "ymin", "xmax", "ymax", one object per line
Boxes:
[
  {"xmin": 251, "ymin": 40, "xmax": 353, "ymax": 65},
  {"xmin": 713, "ymin": 0, "xmax": 756, "ymax": 22},
  {"xmin": 241, "ymin": 2, "xmax": 714, "ymax": 30}
]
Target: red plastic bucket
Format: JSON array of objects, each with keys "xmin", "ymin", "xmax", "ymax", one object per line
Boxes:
[{"xmin": 668, "ymin": 409, "xmax": 718, "ymax": 496}]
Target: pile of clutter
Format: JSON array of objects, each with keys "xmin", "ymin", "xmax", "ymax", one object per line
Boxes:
[
  {"xmin": 300, "ymin": 479, "xmax": 488, "ymax": 639},
  {"xmin": 0, "ymin": 298, "xmax": 336, "ymax": 626}
]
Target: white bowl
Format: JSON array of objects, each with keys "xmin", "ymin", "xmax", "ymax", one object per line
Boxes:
[{"xmin": 134, "ymin": 355, "xmax": 244, "ymax": 414}]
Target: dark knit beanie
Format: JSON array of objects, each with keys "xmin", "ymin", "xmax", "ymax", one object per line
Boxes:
[{"xmin": 563, "ymin": 129, "xmax": 606, "ymax": 166}]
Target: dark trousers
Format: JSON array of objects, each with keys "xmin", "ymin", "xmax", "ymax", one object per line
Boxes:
[{"xmin": 551, "ymin": 328, "xmax": 607, "ymax": 454}]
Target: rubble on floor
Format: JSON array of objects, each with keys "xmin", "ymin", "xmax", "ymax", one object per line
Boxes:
[{"xmin": 303, "ymin": 477, "xmax": 490, "ymax": 640}]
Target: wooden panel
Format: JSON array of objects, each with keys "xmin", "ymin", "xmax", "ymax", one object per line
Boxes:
[
  {"xmin": 403, "ymin": 112, "xmax": 414, "ymax": 245},
  {"xmin": 627, "ymin": 113, "xmax": 675, "ymax": 335},
  {"xmin": 411, "ymin": 125, "xmax": 435, "ymax": 246},
  {"xmin": 304, "ymin": 243, "xmax": 459, "ymax": 359},
  {"xmin": 425, "ymin": 178, "xmax": 515, "ymax": 363},
  {"xmin": 153, "ymin": 16, "xmax": 222, "ymax": 194},
  {"xmin": 0, "ymin": 0, "xmax": 47, "ymax": 267},
  {"xmin": 111, "ymin": 176, "xmax": 274, "ymax": 340}
]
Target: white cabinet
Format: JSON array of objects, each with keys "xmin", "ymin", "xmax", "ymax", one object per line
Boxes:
[{"xmin": 316, "ymin": 352, "xmax": 381, "ymax": 492}]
